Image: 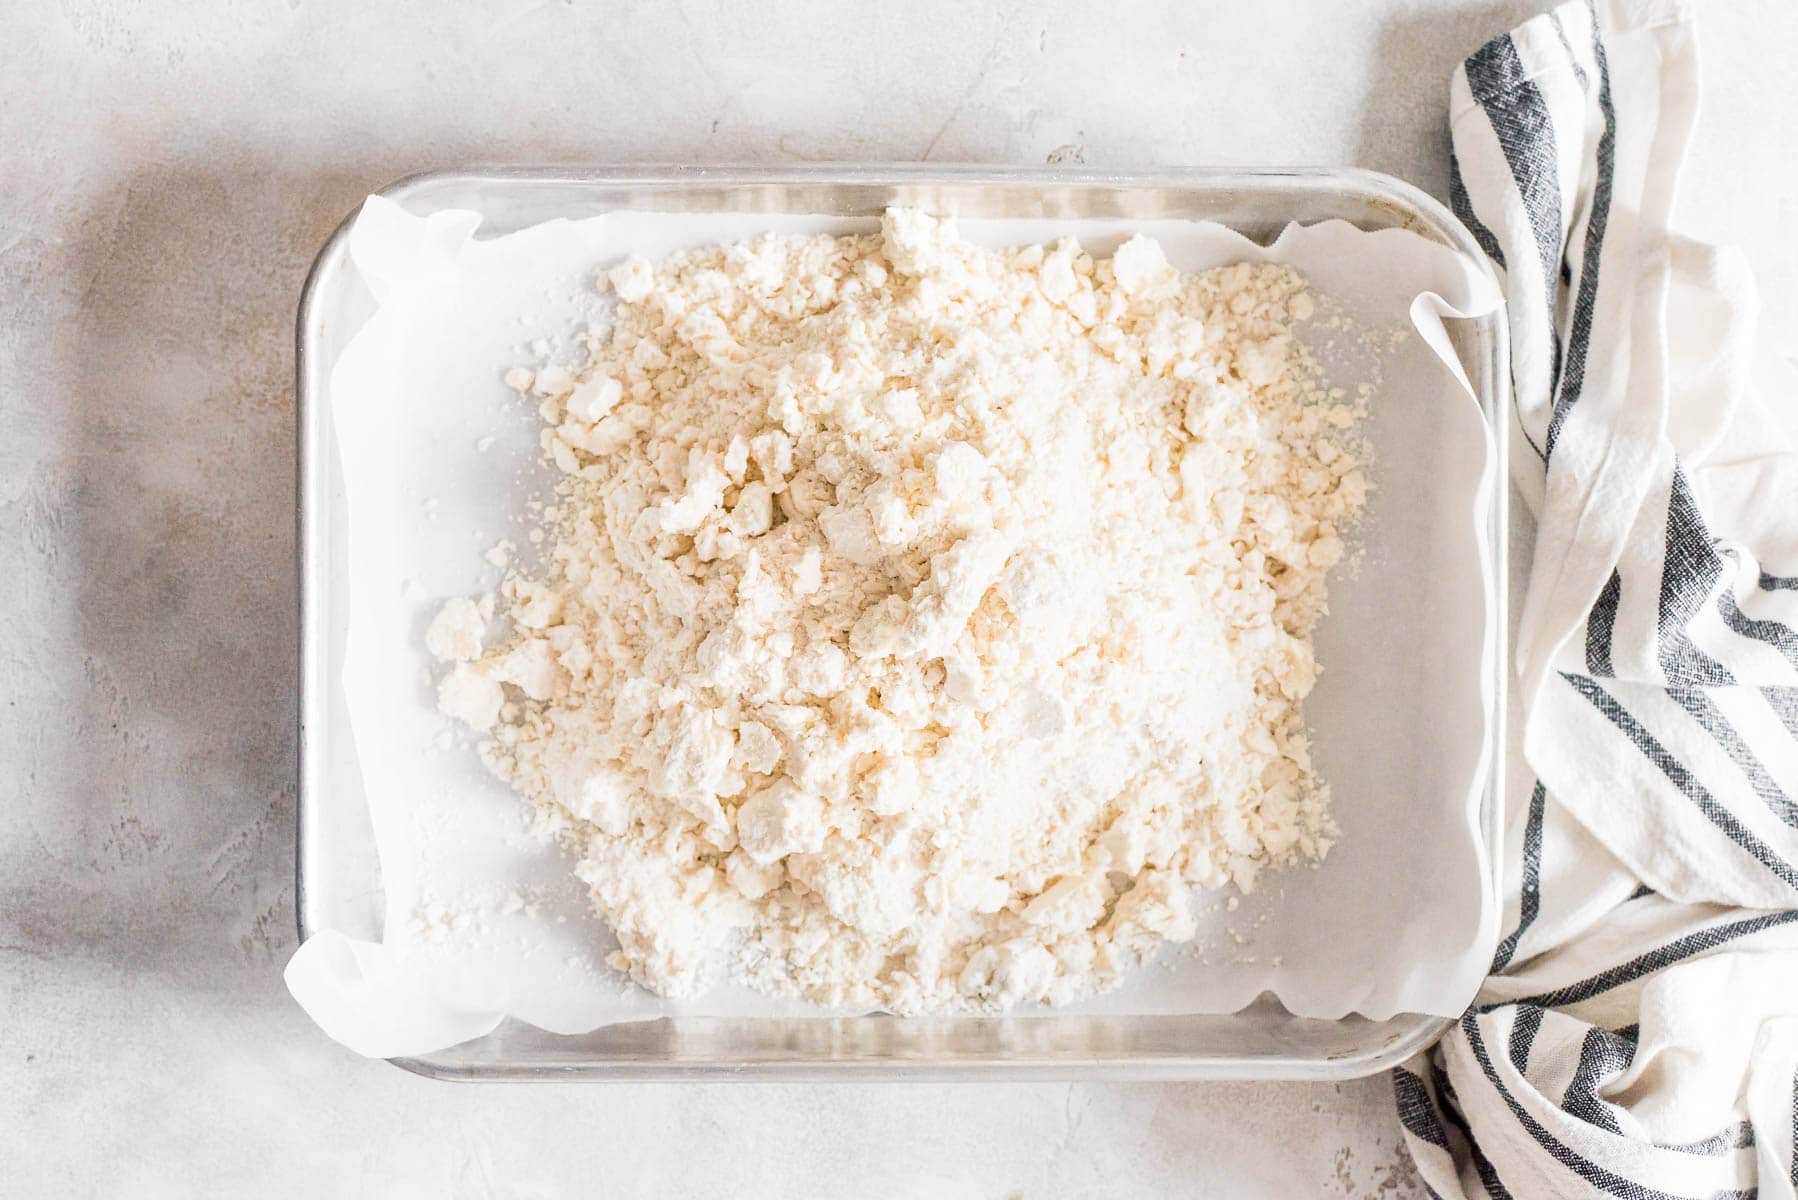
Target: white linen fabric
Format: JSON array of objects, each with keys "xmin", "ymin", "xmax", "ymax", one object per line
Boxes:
[{"xmin": 1396, "ymin": 1, "xmax": 1798, "ymax": 1196}]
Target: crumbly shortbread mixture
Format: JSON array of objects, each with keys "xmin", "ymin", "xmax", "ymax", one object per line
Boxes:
[{"xmin": 434, "ymin": 210, "xmax": 1366, "ymax": 1013}]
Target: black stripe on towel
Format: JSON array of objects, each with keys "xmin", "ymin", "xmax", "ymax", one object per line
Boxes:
[
  {"xmin": 1562, "ymin": 1026, "xmax": 1634, "ymax": 1136},
  {"xmin": 1463, "ymin": 34, "xmax": 1566, "ymax": 408},
  {"xmin": 1586, "ymin": 569, "xmax": 1622, "ymax": 677},
  {"xmin": 1508, "ymin": 1003, "xmax": 1545, "ymax": 1074},
  {"xmin": 1565, "ymin": 673, "xmax": 1798, "ymax": 889},
  {"xmin": 1491, "ymin": 782, "xmax": 1546, "ymax": 971},
  {"xmin": 1515, "ymin": 402, "xmax": 1549, "ymax": 465},
  {"xmin": 1721, "ymin": 545, "xmax": 1798, "ymax": 595},
  {"xmin": 1668, "ymin": 686, "xmax": 1798, "ymax": 829},
  {"xmin": 1433, "ymin": 1057, "xmax": 1514, "ymax": 1200},
  {"xmin": 1549, "ymin": 7, "xmax": 1591, "ymax": 92},
  {"xmin": 1449, "ymin": 146, "xmax": 1509, "ymax": 271},
  {"xmin": 1543, "ymin": 0, "xmax": 1619, "ymax": 456},
  {"xmin": 1766, "ymin": 688, "xmax": 1798, "ymax": 741},
  {"xmin": 1660, "ymin": 468, "xmax": 1737, "ymax": 685},
  {"xmin": 1393, "ymin": 1066, "xmax": 1453, "ymax": 1151},
  {"xmin": 1718, "ymin": 587, "xmax": 1798, "ymax": 670},
  {"xmin": 1508, "ymin": 908, "xmax": 1798, "ymax": 1010},
  {"xmin": 1721, "ymin": 545, "xmax": 1798, "ymax": 597}
]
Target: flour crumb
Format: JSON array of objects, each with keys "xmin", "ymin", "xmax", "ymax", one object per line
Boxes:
[
  {"xmin": 425, "ymin": 596, "xmax": 486, "ymax": 662},
  {"xmin": 409, "ymin": 900, "xmax": 475, "ymax": 943}
]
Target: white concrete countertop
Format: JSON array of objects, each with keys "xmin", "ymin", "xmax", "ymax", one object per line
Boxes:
[{"xmin": 3, "ymin": 2, "xmax": 1792, "ymax": 1195}]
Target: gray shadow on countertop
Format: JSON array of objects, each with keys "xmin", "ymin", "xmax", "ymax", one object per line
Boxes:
[
  {"xmin": 1353, "ymin": 0, "xmax": 1553, "ymax": 202},
  {"xmin": 13, "ymin": 128, "xmax": 796, "ymax": 1014},
  {"xmin": 16, "ymin": 153, "xmax": 380, "ymax": 1000}
]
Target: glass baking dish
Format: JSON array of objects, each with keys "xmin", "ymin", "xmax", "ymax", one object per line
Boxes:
[{"xmin": 295, "ymin": 164, "xmax": 1508, "ymax": 1080}]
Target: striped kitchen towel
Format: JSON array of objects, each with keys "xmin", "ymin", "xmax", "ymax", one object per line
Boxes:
[{"xmin": 1395, "ymin": 1, "xmax": 1798, "ymax": 1196}]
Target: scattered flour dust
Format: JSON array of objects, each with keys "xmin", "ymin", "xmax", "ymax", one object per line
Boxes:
[{"xmin": 431, "ymin": 209, "xmax": 1367, "ymax": 1014}]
